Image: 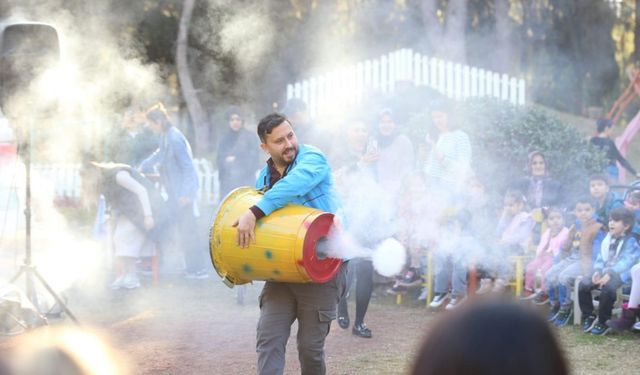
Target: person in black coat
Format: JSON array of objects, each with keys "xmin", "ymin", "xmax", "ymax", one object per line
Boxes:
[
  {"xmin": 590, "ymin": 118, "xmax": 640, "ymax": 183},
  {"xmin": 216, "ymin": 106, "xmax": 260, "ymax": 197}
]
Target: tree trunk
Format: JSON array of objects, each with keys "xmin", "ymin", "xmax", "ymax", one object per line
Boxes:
[
  {"xmin": 176, "ymin": 0, "xmax": 209, "ymax": 157},
  {"xmin": 443, "ymin": 0, "xmax": 467, "ymax": 63},
  {"xmin": 419, "ymin": 0, "xmax": 444, "ymax": 56},
  {"xmin": 494, "ymin": 0, "xmax": 512, "ymax": 73}
]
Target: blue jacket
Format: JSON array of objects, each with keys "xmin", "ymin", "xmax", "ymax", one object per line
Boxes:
[
  {"xmin": 255, "ymin": 144, "xmax": 339, "ymax": 215},
  {"xmin": 596, "ymin": 192, "xmax": 624, "ymax": 226},
  {"xmin": 140, "ymin": 126, "xmax": 199, "ymax": 210},
  {"xmin": 594, "ymin": 233, "xmax": 640, "ymax": 283}
]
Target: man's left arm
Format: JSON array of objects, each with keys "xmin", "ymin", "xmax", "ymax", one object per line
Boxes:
[
  {"xmin": 235, "ymin": 150, "xmax": 330, "ymax": 248},
  {"xmin": 254, "ymin": 151, "xmax": 330, "ymax": 216}
]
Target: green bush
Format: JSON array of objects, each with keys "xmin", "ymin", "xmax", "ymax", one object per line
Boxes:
[{"xmin": 405, "ymin": 98, "xmax": 608, "ymax": 203}]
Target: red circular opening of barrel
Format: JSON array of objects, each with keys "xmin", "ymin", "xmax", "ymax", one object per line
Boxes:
[{"xmin": 301, "ymin": 213, "xmax": 342, "ymax": 283}]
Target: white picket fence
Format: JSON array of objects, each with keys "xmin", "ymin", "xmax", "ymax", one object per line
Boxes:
[
  {"xmin": 30, "ymin": 159, "xmax": 220, "ymax": 205},
  {"xmin": 286, "ymin": 48, "xmax": 526, "ymax": 119}
]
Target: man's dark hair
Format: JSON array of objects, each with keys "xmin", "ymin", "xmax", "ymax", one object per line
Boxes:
[
  {"xmin": 257, "ymin": 113, "xmax": 289, "ymax": 143},
  {"xmin": 589, "ymin": 173, "xmax": 610, "ymax": 186},
  {"xmin": 609, "ymin": 206, "xmax": 636, "ymax": 230}
]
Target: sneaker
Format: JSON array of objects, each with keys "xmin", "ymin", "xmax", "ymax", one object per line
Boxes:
[
  {"xmin": 590, "ymin": 321, "xmax": 610, "ymax": 335},
  {"xmin": 553, "ymin": 307, "xmax": 573, "ymax": 327},
  {"xmin": 533, "ymin": 293, "xmax": 549, "ymax": 305},
  {"xmin": 445, "ymin": 295, "xmax": 465, "ymax": 310},
  {"xmin": 429, "ymin": 292, "xmax": 450, "ymax": 309},
  {"xmin": 417, "ymin": 287, "xmax": 428, "ymax": 301},
  {"xmin": 633, "ymin": 321, "xmax": 640, "ymax": 331},
  {"xmin": 386, "ymin": 283, "xmax": 407, "ymax": 295},
  {"xmin": 110, "ymin": 275, "xmax": 125, "ymax": 290},
  {"xmin": 185, "ymin": 270, "xmax": 209, "ymax": 280},
  {"xmin": 352, "ymin": 323, "xmax": 372, "ymax": 338},
  {"xmin": 520, "ymin": 290, "xmax": 538, "ymax": 301},
  {"xmin": 582, "ymin": 315, "xmax": 597, "ymax": 333},
  {"xmin": 121, "ymin": 274, "xmax": 141, "ymax": 289},
  {"xmin": 401, "ymin": 268, "xmax": 420, "ymax": 284},
  {"xmin": 337, "ymin": 316, "xmax": 350, "ymax": 329},
  {"xmin": 491, "ymin": 279, "xmax": 506, "ymax": 293},
  {"xmin": 546, "ymin": 303, "xmax": 561, "ymax": 322},
  {"xmin": 476, "ymin": 278, "xmax": 493, "ymax": 295}
]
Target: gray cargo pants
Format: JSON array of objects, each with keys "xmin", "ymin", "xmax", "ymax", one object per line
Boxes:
[{"xmin": 256, "ymin": 262, "xmax": 348, "ymax": 375}]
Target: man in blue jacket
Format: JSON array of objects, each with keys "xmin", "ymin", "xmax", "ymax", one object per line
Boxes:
[{"xmin": 234, "ymin": 113, "xmax": 347, "ymax": 375}]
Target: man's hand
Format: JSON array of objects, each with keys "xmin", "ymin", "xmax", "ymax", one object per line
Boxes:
[
  {"xmin": 591, "ymin": 272, "xmax": 601, "ymax": 285},
  {"xmin": 233, "ymin": 210, "xmax": 257, "ymax": 248}
]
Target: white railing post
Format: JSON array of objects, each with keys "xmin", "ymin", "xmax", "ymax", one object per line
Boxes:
[
  {"xmin": 454, "ymin": 63, "xmax": 463, "ymax": 100},
  {"xmin": 372, "ymin": 59, "xmax": 380, "ymax": 91},
  {"xmin": 413, "ymin": 52, "xmax": 422, "ymax": 86},
  {"xmin": 470, "ymin": 67, "xmax": 478, "ymax": 97},
  {"xmin": 518, "ymin": 79, "xmax": 526, "ymax": 105},
  {"xmin": 493, "ymin": 72, "xmax": 501, "ymax": 99},
  {"xmin": 422, "ymin": 55, "xmax": 430, "ymax": 86},
  {"xmin": 381, "ymin": 56, "xmax": 388, "ymax": 94},
  {"xmin": 501, "ymin": 74, "xmax": 510, "ymax": 101},
  {"xmin": 286, "ymin": 84, "xmax": 293, "ymax": 100},
  {"xmin": 509, "ymin": 77, "xmax": 518, "ymax": 105},
  {"xmin": 446, "ymin": 62, "xmax": 455, "ymax": 98},
  {"xmin": 309, "ymin": 78, "xmax": 317, "ymax": 118}
]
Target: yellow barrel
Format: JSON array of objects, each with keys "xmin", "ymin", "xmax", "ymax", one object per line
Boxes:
[{"xmin": 209, "ymin": 187, "xmax": 342, "ymax": 287}]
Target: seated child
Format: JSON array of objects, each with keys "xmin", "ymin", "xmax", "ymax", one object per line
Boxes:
[
  {"xmin": 521, "ymin": 207, "xmax": 570, "ymax": 300},
  {"xmin": 429, "ymin": 210, "xmax": 479, "ymax": 310},
  {"xmin": 589, "ymin": 174, "xmax": 623, "ymax": 228},
  {"xmin": 578, "ymin": 207, "xmax": 640, "ymax": 335},
  {"xmin": 477, "ymin": 190, "xmax": 534, "ymax": 294},
  {"xmin": 543, "ymin": 197, "xmax": 603, "ymax": 327}
]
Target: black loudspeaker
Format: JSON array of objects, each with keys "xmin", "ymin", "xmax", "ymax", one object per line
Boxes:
[{"xmin": 0, "ymin": 22, "xmax": 59, "ymax": 117}]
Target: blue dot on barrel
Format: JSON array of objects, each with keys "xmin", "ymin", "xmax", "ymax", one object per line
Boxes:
[
  {"xmin": 273, "ymin": 269, "xmax": 281, "ymax": 275},
  {"xmin": 242, "ymin": 264, "xmax": 252, "ymax": 273},
  {"xmin": 264, "ymin": 250, "xmax": 273, "ymax": 259}
]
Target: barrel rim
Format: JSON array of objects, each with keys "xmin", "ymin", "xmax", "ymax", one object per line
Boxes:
[{"xmin": 209, "ymin": 186, "xmax": 259, "ymax": 286}]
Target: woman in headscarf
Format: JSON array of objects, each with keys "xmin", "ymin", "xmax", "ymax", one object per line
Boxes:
[{"xmin": 216, "ymin": 106, "xmax": 260, "ymax": 197}]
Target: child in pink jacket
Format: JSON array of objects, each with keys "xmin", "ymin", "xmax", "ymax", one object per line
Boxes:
[{"xmin": 521, "ymin": 207, "xmax": 570, "ymax": 299}]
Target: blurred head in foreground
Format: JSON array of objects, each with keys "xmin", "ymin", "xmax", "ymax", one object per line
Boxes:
[
  {"xmin": 4, "ymin": 327, "xmax": 129, "ymax": 375},
  {"xmin": 410, "ymin": 298, "xmax": 568, "ymax": 375}
]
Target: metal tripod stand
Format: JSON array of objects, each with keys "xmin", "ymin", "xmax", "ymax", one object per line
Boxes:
[{"xmin": 9, "ymin": 122, "xmax": 78, "ymax": 325}]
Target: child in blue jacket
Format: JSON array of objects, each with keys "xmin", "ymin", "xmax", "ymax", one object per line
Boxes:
[{"xmin": 578, "ymin": 207, "xmax": 640, "ymax": 335}]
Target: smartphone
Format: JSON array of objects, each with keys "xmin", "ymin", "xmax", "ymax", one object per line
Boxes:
[{"xmin": 366, "ymin": 138, "xmax": 378, "ymax": 155}]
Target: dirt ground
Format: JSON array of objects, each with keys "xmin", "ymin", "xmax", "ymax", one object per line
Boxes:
[
  {"xmin": 1, "ymin": 271, "xmax": 640, "ymax": 375},
  {"xmin": 0, "ymin": 272, "xmax": 431, "ymax": 374}
]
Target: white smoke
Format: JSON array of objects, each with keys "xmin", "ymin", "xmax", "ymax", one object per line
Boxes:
[{"xmin": 371, "ymin": 238, "xmax": 406, "ymax": 277}]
